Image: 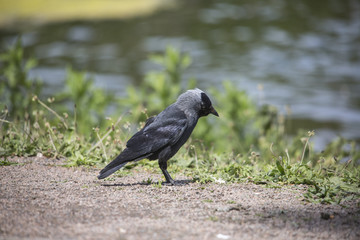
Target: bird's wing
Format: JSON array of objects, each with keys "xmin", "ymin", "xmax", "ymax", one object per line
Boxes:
[{"xmin": 126, "ymin": 109, "xmax": 188, "ymax": 155}]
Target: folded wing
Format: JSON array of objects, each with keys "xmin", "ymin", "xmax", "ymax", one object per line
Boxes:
[{"xmin": 97, "ymin": 106, "xmax": 188, "ymax": 179}]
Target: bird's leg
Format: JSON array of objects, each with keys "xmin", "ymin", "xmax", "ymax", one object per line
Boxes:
[{"xmin": 158, "ymin": 160, "xmax": 175, "ymax": 185}]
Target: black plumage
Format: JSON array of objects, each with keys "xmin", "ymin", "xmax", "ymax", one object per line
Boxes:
[{"xmin": 97, "ymin": 89, "xmax": 218, "ymax": 184}]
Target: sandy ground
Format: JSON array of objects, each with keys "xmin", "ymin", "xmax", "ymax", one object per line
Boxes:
[{"xmin": 0, "ymin": 157, "xmax": 359, "ymax": 240}]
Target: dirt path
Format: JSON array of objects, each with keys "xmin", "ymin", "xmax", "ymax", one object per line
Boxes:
[{"xmin": 1, "ymin": 157, "xmax": 359, "ymax": 240}]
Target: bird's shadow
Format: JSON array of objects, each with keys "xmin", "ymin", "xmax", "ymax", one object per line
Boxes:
[{"xmin": 100, "ymin": 179, "xmax": 193, "ymax": 187}]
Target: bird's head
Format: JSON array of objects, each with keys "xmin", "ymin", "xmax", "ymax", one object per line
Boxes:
[{"xmin": 177, "ymin": 88, "xmax": 219, "ymax": 118}]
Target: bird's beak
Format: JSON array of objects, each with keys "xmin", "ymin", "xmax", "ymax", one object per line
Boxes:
[{"xmin": 210, "ymin": 106, "xmax": 219, "ymax": 117}]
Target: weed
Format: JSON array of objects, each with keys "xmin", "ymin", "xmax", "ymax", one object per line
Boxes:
[
  {"xmin": 152, "ymin": 181, "xmax": 162, "ymax": 189},
  {"xmin": 0, "ymin": 38, "xmax": 42, "ymax": 119},
  {"xmin": 144, "ymin": 177, "xmax": 153, "ymax": 185},
  {"xmin": 208, "ymin": 216, "xmax": 219, "ymax": 222},
  {"xmin": 0, "ymin": 157, "xmax": 17, "ymax": 166}
]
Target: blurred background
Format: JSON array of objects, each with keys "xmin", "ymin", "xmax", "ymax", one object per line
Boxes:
[{"xmin": 1, "ymin": 0, "xmax": 359, "ymax": 150}]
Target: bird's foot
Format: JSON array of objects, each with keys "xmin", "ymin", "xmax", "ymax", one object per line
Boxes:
[{"xmin": 162, "ymin": 180, "xmax": 176, "ymax": 186}]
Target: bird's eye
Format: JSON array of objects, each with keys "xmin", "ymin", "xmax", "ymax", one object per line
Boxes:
[{"xmin": 201, "ymin": 93, "xmax": 212, "ymax": 110}]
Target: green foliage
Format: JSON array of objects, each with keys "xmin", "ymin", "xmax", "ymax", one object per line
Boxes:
[
  {"xmin": 120, "ymin": 46, "xmax": 195, "ymax": 123},
  {"xmin": 0, "ymin": 38, "xmax": 42, "ymax": 119},
  {"xmin": 0, "ymin": 42, "xmax": 359, "ymax": 206},
  {"xmin": 194, "ymin": 82, "xmax": 284, "ymax": 155},
  {"xmin": 55, "ymin": 68, "xmax": 115, "ymax": 135},
  {"xmin": 188, "ymin": 139, "xmax": 360, "ymax": 204},
  {"xmin": 0, "ymin": 157, "xmax": 17, "ymax": 166}
]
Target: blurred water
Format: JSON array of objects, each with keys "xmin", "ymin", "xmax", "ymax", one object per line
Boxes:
[{"xmin": 1, "ymin": 0, "xmax": 360, "ymax": 150}]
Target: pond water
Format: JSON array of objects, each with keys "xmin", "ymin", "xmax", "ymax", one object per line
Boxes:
[{"xmin": 1, "ymin": 0, "xmax": 360, "ymax": 150}]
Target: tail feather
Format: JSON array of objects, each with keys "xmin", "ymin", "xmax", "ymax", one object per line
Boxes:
[
  {"xmin": 97, "ymin": 148, "xmax": 150, "ymax": 179},
  {"xmin": 97, "ymin": 162, "xmax": 127, "ymax": 179}
]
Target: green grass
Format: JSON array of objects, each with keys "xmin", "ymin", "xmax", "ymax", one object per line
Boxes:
[
  {"xmin": 0, "ymin": 157, "xmax": 18, "ymax": 166},
  {"xmin": 1, "ymin": 40, "xmax": 359, "ymax": 206}
]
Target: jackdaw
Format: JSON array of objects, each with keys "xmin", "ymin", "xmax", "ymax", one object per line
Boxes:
[{"xmin": 97, "ymin": 88, "xmax": 218, "ymax": 184}]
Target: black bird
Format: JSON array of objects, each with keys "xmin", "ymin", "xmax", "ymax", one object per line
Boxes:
[{"xmin": 97, "ymin": 89, "xmax": 218, "ymax": 184}]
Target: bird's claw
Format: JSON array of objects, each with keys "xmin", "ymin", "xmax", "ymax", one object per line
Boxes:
[{"xmin": 162, "ymin": 180, "xmax": 176, "ymax": 186}]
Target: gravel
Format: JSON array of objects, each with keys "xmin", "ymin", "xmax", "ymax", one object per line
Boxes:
[{"xmin": 1, "ymin": 157, "xmax": 359, "ymax": 240}]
